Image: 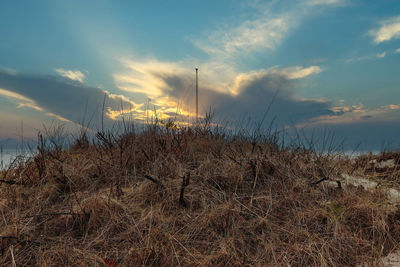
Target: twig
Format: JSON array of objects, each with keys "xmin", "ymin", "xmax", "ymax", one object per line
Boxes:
[
  {"xmin": 62, "ymin": 174, "xmax": 89, "ymax": 216},
  {"xmin": 22, "ymin": 212, "xmax": 81, "ymax": 219},
  {"xmin": 169, "ymin": 239, "xmax": 182, "ymax": 267},
  {"xmin": 179, "ymin": 172, "xmax": 190, "ymax": 207},
  {"xmin": 1, "ymin": 236, "xmax": 18, "ymax": 257},
  {"xmin": 142, "ymin": 149, "xmax": 150, "ymax": 161},
  {"xmin": 2, "ymin": 157, "xmax": 18, "ymax": 180},
  {"xmin": 10, "ymin": 245, "xmax": 16, "ymax": 267},
  {"xmin": 144, "ymin": 175, "xmax": 165, "ymax": 189},
  {"xmin": 311, "ymin": 177, "xmax": 342, "ymax": 189},
  {"xmin": 226, "ymin": 154, "xmax": 242, "ymax": 166},
  {"xmin": 249, "ymin": 159, "xmax": 259, "ymax": 206},
  {"xmin": 0, "ymin": 179, "xmax": 24, "ymax": 186},
  {"xmin": 311, "ymin": 177, "xmax": 329, "ymax": 185}
]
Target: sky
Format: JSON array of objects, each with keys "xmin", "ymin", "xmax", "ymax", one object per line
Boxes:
[{"xmin": 0, "ymin": 0, "xmax": 400, "ymax": 151}]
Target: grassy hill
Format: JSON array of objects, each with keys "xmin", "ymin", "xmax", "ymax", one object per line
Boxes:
[{"xmin": 0, "ymin": 121, "xmax": 399, "ymax": 266}]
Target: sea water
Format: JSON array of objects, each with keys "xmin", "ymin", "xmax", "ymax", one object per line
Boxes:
[{"xmin": 0, "ymin": 148, "xmax": 27, "ymax": 170}]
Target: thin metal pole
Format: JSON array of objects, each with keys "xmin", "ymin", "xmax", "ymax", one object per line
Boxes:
[
  {"xmin": 1, "ymin": 145, "xmax": 3, "ymax": 170},
  {"xmin": 195, "ymin": 68, "xmax": 198, "ymax": 121},
  {"xmin": 21, "ymin": 120, "xmax": 24, "ymax": 155}
]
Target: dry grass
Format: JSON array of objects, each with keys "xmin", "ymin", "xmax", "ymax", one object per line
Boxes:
[{"xmin": 0, "ymin": 122, "xmax": 399, "ymax": 266}]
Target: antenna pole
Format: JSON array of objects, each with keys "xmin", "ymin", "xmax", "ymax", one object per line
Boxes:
[
  {"xmin": 21, "ymin": 120, "xmax": 24, "ymax": 154},
  {"xmin": 195, "ymin": 68, "xmax": 198, "ymax": 121}
]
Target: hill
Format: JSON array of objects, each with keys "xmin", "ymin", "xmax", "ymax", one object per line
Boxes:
[{"xmin": 0, "ymin": 122, "xmax": 399, "ymax": 266}]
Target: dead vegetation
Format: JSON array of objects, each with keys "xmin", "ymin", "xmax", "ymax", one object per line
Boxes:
[
  {"xmin": 352, "ymin": 152, "xmax": 400, "ymax": 185},
  {"xmin": 0, "ymin": 120, "xmax": 399, "ymax": 266}
]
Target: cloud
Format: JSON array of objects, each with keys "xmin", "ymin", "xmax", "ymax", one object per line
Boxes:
[
  {"xmin": 5, "ymin": 0, "xmax": 336, "ymax": 130},
  {"xmin": 360, "ymin": 115, "xmax": 372, "ymax": 120},
  {"xmin": 280, "ymin": 66, "xmax": 322, "ymax": 79},
  {"xmin": 115, "ymin": 58, "xmax": 332, "ymax": 127},
  {"xmin": 306, "ymin": 0, "xmax": 346, "ymax": 6},
  {"xmin": 55, "ymin": 68, "xmax": 86, "ymax": 83},
  {"xmin": 384, "ymin": 104, "xmax": 400, "ymax": 110},
  {"xmin": 376, "ymin": 52, "xmax": 386, "ymax": 58},
  {"xmin": 110, "ymin": 1, "xmax": 341, "ymax": 125},
  {"xmin": 0, "ymin": 87, "xmax": 46, "ymax": 114},
  {"xmin": 346, "ymin": 56, "xmax": 369, "ymax": 63},
  {"xmin": 193, "ymin": 15, "xmax": 292, "ymax": 58},
  {"xmin": 370, "ymin": 16, "xmax": 400, "ymax": 44},
  {"xmin": 211, "ymin": 71, "xmax": 334, "ymax": 126},
  {"xmin": 346, "ymin": 51, "xmax": 387, "ymax": 63},
  {"xmin": 395, "ymin": 48, "xmax": 400, "ymax": 54},
  {"xmin": 0, "ymin": 67, "xmax": 17, "ymax": 75},
  {"xmin": 114, "ymin": 59, "xmax": 189, "ymax": 97},
  {"xmin": 0, "ymin": 87, "xmax": 37, "ymax": 104},
  {"xmin": 0, "ymin": 70, "xmax": 142, "ymax": 128},
  {"xmin": 190, "ymin": 0, "xmax": 348, "ymax": 61},
  {"xmin": 116, "ymin": 56, "xmax": 322, "ymax": 94},
  {"xmin": 110, "ymin": 1, "xmax": 355, "ymax": 136},
  {"xmin": 300, "ymin": 102, "xmax": 400, "ymax": 127}
]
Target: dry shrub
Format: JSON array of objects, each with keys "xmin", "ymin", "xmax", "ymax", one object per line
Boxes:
[{"xmin": 0, "ymin": 123, "xmax": 399, "ymax": 266}]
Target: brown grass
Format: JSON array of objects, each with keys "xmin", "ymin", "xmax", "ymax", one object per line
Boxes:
[{"xmin": 0, "ymin": 122, "xmax": 399, "ymax": 266}]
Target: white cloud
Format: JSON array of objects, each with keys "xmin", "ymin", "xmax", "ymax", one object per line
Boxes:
[
  {"xmin": 55, "ymin": 68, "xmax": 86, "ymax": 83},
  {"xmin": 0, "ymin": 67, "xmax": 17, "ymax": 75},
  {"xmin": 346, "ymin": 55, "xmax": 369, "ymax": 63},
  {"xmin": 370, "ymin": 16, "xmax": 400, "ymax": 44},
  {"xmin": 307, "ymin": 0, "xmax": 346, "ymax": 6},
  {"xmin": 346, "ymin": 52, "xmax": 387, "ymax": 63},
  {"xmin": 0, "ymin": 87, "xmax": 44, "ymax": 112},
  {"xmin": 376, "ymin": 52, "xmax": 386, "ymax": 58},
  {"xmin": 282, "ymin": 66, "xmax": 322, "ymax": 79},
  {"xmin": 0, "ymin": 87, "xmax": 34, "ymax": 103},
  {"xmin": 194, "ymin": 15, "xmax": 291, "ymax": 58},
  {"xmin": 191, "ymin": 0, "xmax": 347, "ymax": 63},
  {"xmin": 383, "ymin": 104, "xmax": 400, "ymax": 110},
  {"xmin": 105, "ymin": 92, "xmax": 143, "ymax": 120},
  {"xmin": 0, "ymin": 87, "xmax": 71, "ymax": 122},
  {"xmin": 303, "ymin": 103, "xmax": 400, "ymax": 127},
  {"xmin": 395, "ymin": 48, "xmax": 400, "ymax": 54},
  {"xmin": 113, "ymin": 59, "xmax": 188, "ymax": 97}
]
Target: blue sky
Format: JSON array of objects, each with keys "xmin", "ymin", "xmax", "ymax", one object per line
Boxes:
[{"xmin": 1, "ymin": 0, "xmax": 400, "ymax": 150}]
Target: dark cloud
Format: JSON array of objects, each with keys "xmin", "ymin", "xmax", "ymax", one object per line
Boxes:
[
  {"xmin": 0, "ymin": 71, "xmax": 138, "ymax": 128},
  {"xmin": 159, "ymin": 71, "xmax": 335, "ymax": 127},
  {"xmin": 361, "ymin": 115, "xmax": 373, "ymax": 120}
]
